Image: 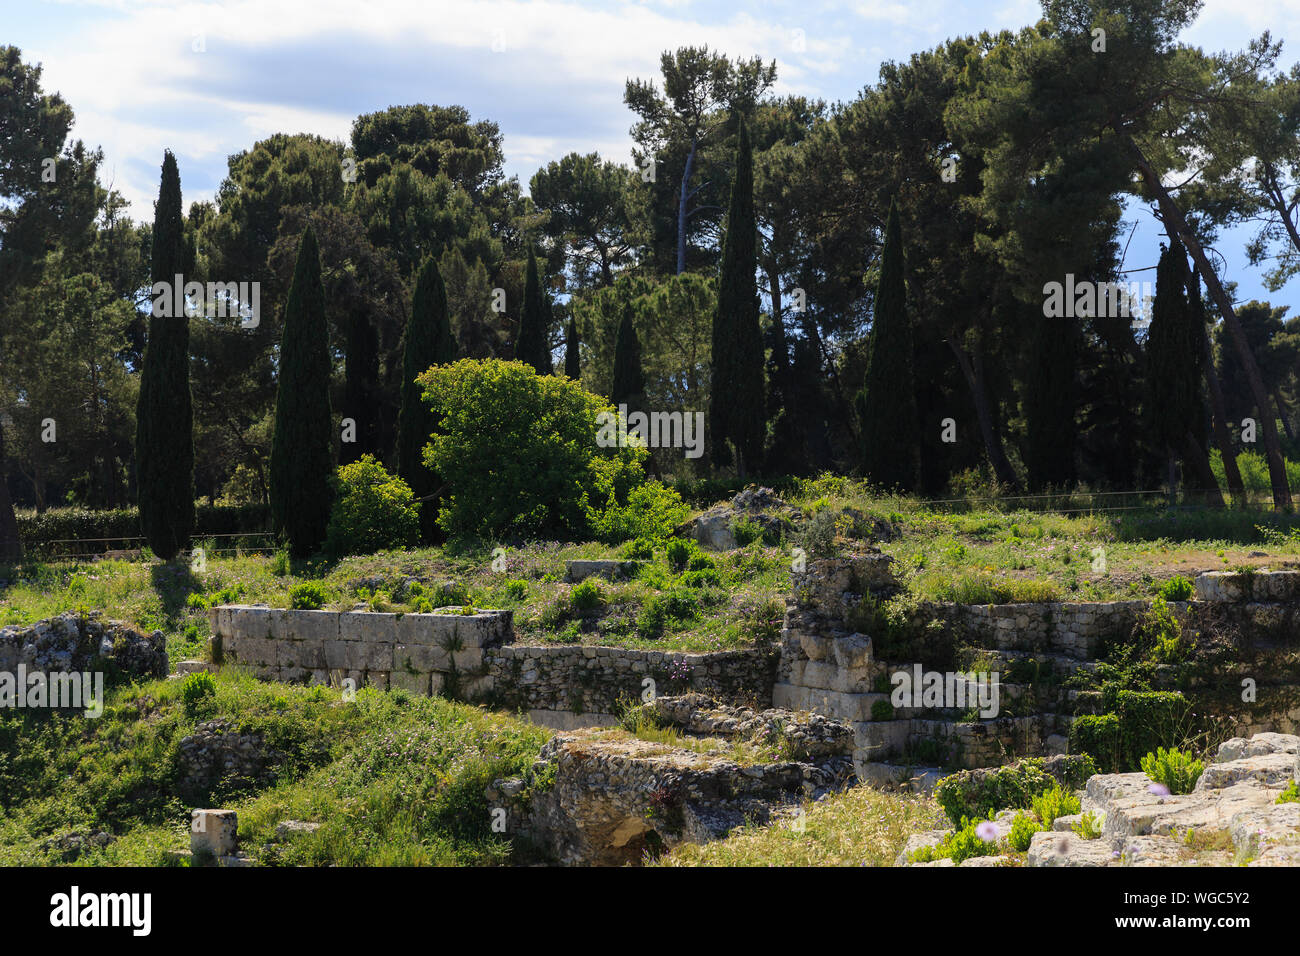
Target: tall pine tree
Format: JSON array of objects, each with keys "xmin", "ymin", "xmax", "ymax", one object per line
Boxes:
[
  {"xmin": 135, "ymin": 150, "xmax": 194, "ymax": 560},
  {"xmin": 269, "ymin": 227, "xmax": 334, "ymax": 556},
  {"xmin": 709, "ymin": 117, "xmax": 765, "ymax": 475},
  {"xmin": 856, "ymin": 198, "xmax": 920, "ymax": 491},
  {"xmin": 517, "ymin": 249, "xmax": 549, "ymax": 373},
  {"xmin": 397, "ymin": 257, "xmax": 456, "ymax": 542}
]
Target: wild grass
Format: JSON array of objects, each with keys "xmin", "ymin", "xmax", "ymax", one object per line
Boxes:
[
  {"xmin": 652, "ymin": 785, "xmax": 941, "ymax": 867},
  {"xmin": 0, "ymin": 669, "xmax": 550, "ymax": 866}
]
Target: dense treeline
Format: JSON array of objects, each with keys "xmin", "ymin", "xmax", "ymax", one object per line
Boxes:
[{"xmin": 6, "ymin": 0, "xmax": 1300, "ymax": 559}]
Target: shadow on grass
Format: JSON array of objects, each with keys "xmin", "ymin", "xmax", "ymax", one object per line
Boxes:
[{"xmin": 150, "ymin": 560, "xmax": 201, "ymax": 629}]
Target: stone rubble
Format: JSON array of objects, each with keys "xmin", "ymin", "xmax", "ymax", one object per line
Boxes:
[{"xmin": 901, "ymin": 732, "xmax": 1300, "ymax": 867}]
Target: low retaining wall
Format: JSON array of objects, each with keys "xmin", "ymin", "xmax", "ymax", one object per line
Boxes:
[
  {"xmin": 207, "ymin": 605, "xmax": 776, "ymax": 726},
  {"xmin": 485, "ymin": 645, "xmax": 775, "ymax": 727},
  {"xmin": 209, "ymin": 604, "xmax": 510, "ymax": 695}
]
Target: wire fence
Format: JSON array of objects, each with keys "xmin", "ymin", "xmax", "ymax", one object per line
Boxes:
[
  {"xmin": 26, "ymin": 531, "xmax": 279, "ymax": 562},
  {"xmin": 910, "ymin": 488, "xmax": 1282, "ymax": 516}
]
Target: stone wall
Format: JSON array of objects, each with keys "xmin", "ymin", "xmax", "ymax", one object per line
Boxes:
[
  {"xmin": 488, "ymin": 694, "xmax": 854, "ymax": 865},
  {"xmin": 775, "ymin": 563, "xmax": 1300, "ymax": 783},
  {"xmin": 209, "ymin": 604, "xmax": 510, "ymax": 696},
  {"xmin": 208, "ymin": 605, "xmax": 776, "ymax": 727},
  {"xmin": 483, "ymin": 645, "xmax": 776, "ymax": 727},
  {"xmin": 0, "ymin": 612, "xmax": 168, "ymax": 680}
]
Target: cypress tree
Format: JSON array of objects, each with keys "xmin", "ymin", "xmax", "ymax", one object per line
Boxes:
[
  {"xmin": 341, "ymin": 305, "xmax": 379, "ymax": 464},
  {"xmin": 611, "ymin": 303, "xmax": 645, "ymax": 408},
  {"xmin": 397, "ymin": 257, "xmax": 456, "ymax": 542},
  {"xmin": 269, "ymin": 227, "xmax": 334, "ymax": 557},
  {"xmin": 564, "ymin": 317, "xmax": 581, "ymax": 380},
  {"xmin": 135, "ymin": 150, "xmax": 194, "ymax": 560},
  {"xmin": 1147, "ymin": 240, "xmax": 1202, "ymax": 497},
  {"xmin": 517, "ymin": 249, "xmax": 549, "ymax": 373},
  {"xmin": 709, "ymin": 118, "xmax": 765, "ymax": 475},
  {"xmin": 856, "ymin": 198, "xmax": 920, "ymax": 491}
]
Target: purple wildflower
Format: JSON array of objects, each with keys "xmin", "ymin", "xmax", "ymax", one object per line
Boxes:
[
  {"xmin": 975, "ymin": 821, "xmax": 999, "ymax": 842},
  {"xmin": 1147, "ymin": 782, "xmax": 1170, "ymax": 797}
]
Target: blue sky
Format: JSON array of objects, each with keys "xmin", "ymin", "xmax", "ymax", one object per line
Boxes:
[{"xmin": 10, "ymin": 0, "xmax": 1300, "ymax": 313}]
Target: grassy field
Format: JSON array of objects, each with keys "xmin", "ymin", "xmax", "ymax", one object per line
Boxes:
[
  {"xmin": 653, "ymin": 784, "xmax": 942, "ymax": 866},
  {"xmin": 0, "ymin": 537, "xmax": 791, "ymax": 662},
  {"xmin": 781, "ymin": 476, "xmax": 1300, "ymax": 604},
  {"xmin": 6, "ymin": 480, "xmax": 1300, "ymax": 666},
  {"xmin": 0, "ymin": 669, "xmax": 551, "ymax": 866}
]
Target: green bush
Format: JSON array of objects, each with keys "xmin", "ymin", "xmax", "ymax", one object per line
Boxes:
[
  {"xmin": 503, "ymin": 579, "xmax": 529, "ymax": 600},
  {"xmin": 570, "ymin": 579, "xmax": 604, "ymax": 613},
  {"xmin": 1133, "ymin": 596, "xmax": 1187, "ymax": 663},
  {"xmin": 935, "ymin": 755, "xmax": 1095, "ymax": 828},
  {"xmin": 1008, "ymin": 812, "xmax": 1043, "ymax": 852},
  {"xmin": 908, "ymin": 816, "xmax": 1001, "ymax": 865},
  {"xmin": 1071, "ymin": 811, "xmax": 1104, "ymax": 839},
  {"xmin": 1277, "ymin": 781, "xmax": 1300, "ymax": 804},
  {"xmin": 180, "ymin": 671, "xmax": 217, "ymax": 717},
  {"xmin": 680, "ymin": 568, "xmax": 720, "ymax": 588},
  {"xmin": 1031, "ymin": 786, "xmax": 1081, "ymax": 826},
  {"xmin": 589, "ymin": 481, "xmax": 690, "ymax": 545},
  {"xmin": 1069, "ymin": 713, "xmax": 1122, "ymax": 774},
  {"xmin": 637, "ymin": 590, "xmax": 699, "ymax": 639},
  {"xmin": 417, "ymin": 358, "xmax": 648, "ymax": 540},
  {"xmin": 1140, "ymin": 746, "xmax": 1203, "ymax": 795},
  {"xmin": 623, "ymin": 537, "xmax": 655, "ymax": 560},
  {"xmin": 1112, "ymin": 690, "xmax": 1193, "ymax": 771},
  {"xmin": 289, "ymin": 581, "xmax": 331, "ymax": 610},
  {"xmin": 1158, "ymin": 575, "xmax": 1194, "ymax": 601},
  {"xmin": 796, "ymin": 508, "xmax": 842, "ymax": 559},
  {"xmin": 324, "ymin": 455, "xmax": 420, "ymax": 557},
  {"xmin": 870, "ymin": 699, "xmax": 895, "ymax": 722},
  {"xmin": 731, "ymin": 517, "xmax": 764, "ymax": 547},
  {"xmin": 665, "ymin": 538, "xmax": 696, "ymax": 572}
]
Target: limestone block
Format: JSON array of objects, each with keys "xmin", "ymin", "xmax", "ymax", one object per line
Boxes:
[
  {"xmin": 191, "ymin": 809, "xmax": 238, "ymax": 856},
  {"xmin": 279, "ymin": 609, "xmax": 339, "ymax": 643},
  {"xmin": 277, "ymin": 639, "xmax": 325, "ymax": 670},
  {"xmin": 1027, "ymin": 829, "xmax": 1113, "ymax": 867},
  {"xmin": 338, "ymin": 611, "xmax": 397, "ymax": 644},
  {"xmin": 390, "ymin": 668, "xmax": 431, "ymax": 696},
  {"xmin": 395, "ymin": 642, "xmax": 450, "ymax": 673}
]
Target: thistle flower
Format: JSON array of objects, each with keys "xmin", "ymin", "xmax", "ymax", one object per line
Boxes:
[{"xmin": 975, "ymin": 821, "xmax": 999, "ymax": 842}]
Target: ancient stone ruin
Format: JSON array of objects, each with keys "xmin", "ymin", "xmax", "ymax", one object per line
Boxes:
[{"xmin": 486, "ymin": 693, "xmax": 854, "ymax": 864}]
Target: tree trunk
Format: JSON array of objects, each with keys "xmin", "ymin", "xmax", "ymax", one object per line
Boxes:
[
  {"xmin": 0, "ymin": 420, "xmax": 23, "ymax": 562},
  {"xmin": 1129, "ymin": 138, "xmax": 1292, "ymax": 509},
  {"xmin": 1204, "ymin": 325, "xmax": 1246, "ymax": 498},
  {"xmin": 676, "ymin": 137, "xmax": 698, "ymax": 276},
  {"xmin": 947, "ymin": 335, "xmax": 1020, "ymax": 489},
  {"xmin": 1275, "ymin": 389, "xmax": 1294, "ymax": 442},
  {"xmin": 1183, "ymin": 430, "xmax": 1225, "ymax": 508}
]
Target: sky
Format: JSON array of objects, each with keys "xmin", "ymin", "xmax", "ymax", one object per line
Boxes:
[{"xmin": 8, "ymin": 0, "xmax": 1300, "ymax": 313}]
